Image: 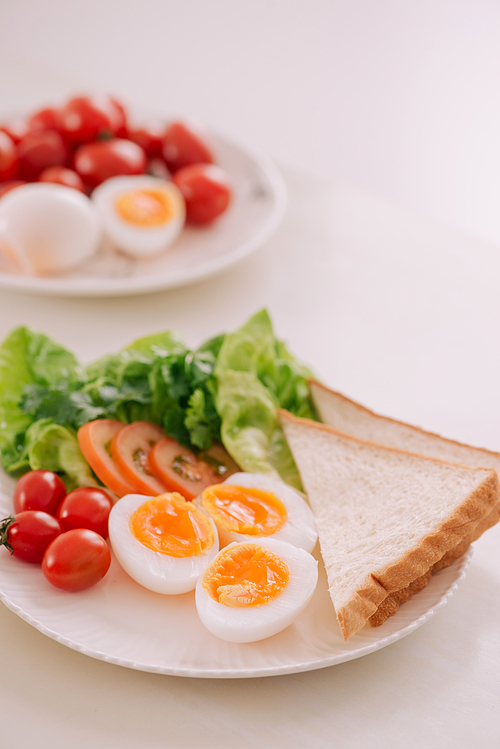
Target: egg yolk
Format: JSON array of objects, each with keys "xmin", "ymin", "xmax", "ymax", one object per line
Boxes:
[
  {"xmin": 200, "ymin": 484, "xmax": 287, "ymax": 536},
  {"xmin": 130, "ymin": 493, "xmax": 214, "ymax": 558},
  {"xmin": 115, "ymin": 189, "xmax": 174, "ymax": 227},
  {"xmin": 202, "ymin": 543, "xmax": 289, "ymax": 607}
]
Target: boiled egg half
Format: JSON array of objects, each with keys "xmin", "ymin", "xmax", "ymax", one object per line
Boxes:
[
  {"xmin": 108, "ymin": 492, "xmax": 219, "ymax": 594},
  {"xmin": 0, "ymin": 183, "xmax": 101, "ymax": 275},
  {"xmin": 195, "ymin": 538, "xmax": 318, "ymax": 642},
  {"xmin": 198, "ymin": 472, "xmax": 318, "ymax": 553},
  {"xmin": 92, "ymin": 175, "xmax": 185, "ymax": 257}
]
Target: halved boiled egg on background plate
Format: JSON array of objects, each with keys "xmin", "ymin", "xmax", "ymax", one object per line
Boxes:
[
  {"xmin": 108, "ymin": 492, "xmax": 219, "ymax": 594},
  {"xmin": 198, "ymin": 472, "xmax": 318, "ymax": 553},
  {"xmin": 195, "ymin": 538, "xmax": 318, "ymax": 642},
  {"xmin": 91, "ymin": 175, "xmax": 185, "ymax": 257},
  {"xmin": 0, "ymin": 183, "xmax": 102, "ymax": 275}
]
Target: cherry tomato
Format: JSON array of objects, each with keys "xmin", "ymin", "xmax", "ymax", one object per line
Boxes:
[
  {"xmin": 56, "ymin": 95, "xmax": 121, "ymax": 145},
  {"xmin": 149, "ymin": 437, "xmax": 239, "ymax": 500},
  {"xmin": 73, "ymin": 138, "xmax": 146, "ymax": 189},
  {"xmin": 0, "ymin": 130, "xmax": 18, "ymax": 182},
  {"xmin": 172, "ymin": 164, "xmax": 232, "ymax": 225},
  {"xmin": 0, "ymin": 511, "xmax": 63, "ymax": 563},
  {"xmin": 17, "ymin": 130, "xmax": 69, "ymax": 180},
  {"xmin": 109, "ymin": 97, "xmax": 128, "ymax": 137},
  {"xmin": 110, "ymin": 421, "xmax": 168, "ymax": 496},
  {"xmin": 128, "ymin": 120, "xmax": 166, "ymax": 159},
  {"xmin": 0, "ymin": 180, "xmax": 26, "ymax": 198},
  {"xmin": 162, "ymin": 121, "xmax": 213, "ymax": 173},
  {"xmin": 42, "ymin": 528, "xmax": 111, "ymax": 591},
  {"xmin": 27, "ymin": 107, "xmax": 60, "ymax": 133},
  {"xmin": 0, "ymin": 119, "xmax": 29, "ymax": 145},
  {"xmin": 77, "ymin": 420, "xmax": 137, "ymax": 497},
  {"xmin": 38, "ymin": 165, "xmax": 86, "ymax": 192},
  {"xmin": 57, "ymin": 486, "xmax": 113, "ymax": 538},
  {"xmin": 13, "ymin": 469, "xmax": 67, "ymax": 516}
]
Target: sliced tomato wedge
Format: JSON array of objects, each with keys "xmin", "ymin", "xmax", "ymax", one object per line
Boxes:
[
  {"xmin": 148, "ymin": 437, "xmax": 239, "ymax": 501},
  {"xmin": 77, "ymin": 420, "xmax": 136, "ymax": 498},
  {"xmin": 110, "ymin": 421, "xmax": 168, "ymax": 496}
]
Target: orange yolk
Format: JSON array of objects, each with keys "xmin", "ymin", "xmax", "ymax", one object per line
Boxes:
[
  {"xmin": 202, "ymin": 543, "xmax": 289, "ymax": 607},
  {"xmin": 129, "ymin": 493, "xmax": 214, "ymax": 558},
  {"xmin": 200, "ymin": 484, "xmax": 287, "ymax": 536},
  {"xmin": 115, "ymin": 189, "xmax": 174, "ymax": 227}
]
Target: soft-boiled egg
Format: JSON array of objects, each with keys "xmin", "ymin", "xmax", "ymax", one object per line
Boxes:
[
  {"xmin": 0, "ymin": 183, "xmax": 101, "ymax": 274},
  {"xmin": 198, "ymin": 472, "xmax": 318, "ymax": 553},
  {"xmin": 108, "ymin": 492, "xmax": 219, "ymax": 594},
  {"xmin": 195, "ymin": 538, "xmax": 318, "ymax": 642},
  {"xmin": 91, "ymin": 175, "xmax": 185, "ymax": 257}
]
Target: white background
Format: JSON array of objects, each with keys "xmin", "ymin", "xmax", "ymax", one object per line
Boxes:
[{"xmin": 1, "ymin": 0, "xmax": 500, "ymax": 246}]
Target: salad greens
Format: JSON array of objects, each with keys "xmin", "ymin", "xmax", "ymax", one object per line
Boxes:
[{"xmin": 0, "ymin": 310, "xmax": 317, "ymax": 490}]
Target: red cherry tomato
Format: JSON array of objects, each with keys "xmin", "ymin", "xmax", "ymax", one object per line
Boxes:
[
  {"xmin": 109, "ymin": 97, "xmax": 128, "ymax": 137},
  {"xmin": 162, "ymin": 121, "xmax": 213, "ymax": 173},
  {"xmin": 172, "ymin": 164, "xmax": 232, "ymax": 225},
  {"xmin": 27, "ymin": 107, "xmax": 60, "ymax": 133},
  {"xmin": 17, "ymin": 130, "xmax": 69, "ymax": 180},
  {"xmin": 56, "ymin": 95, "xmax": 121, "ymax": 145},
  {"xmin": 0, "ymin": 180, "xmax": 26, "ymax": 198},
  {"xmin": 0, "ymin": 511, "xmax": 63, "ymax": 563},
  {"xmin": 57, "ymin": 487, "xmax": 113, "ymax": 538},
  {"xmin": 149, "ymin": 437, "xmax": 239, "ymax": 500},
  {"xmin": 13, "ymin": 469, "xmax": 67, "ymax": 516},
  {"xmin": 73, "ymin": 138, "xmax": 147, "ymax": 189},
  {"xmin": 110, "ymin": 421, "xmax": 168, "ymax": 496},
  {"xmin": 128, "ymin": 120, "xmax": 166, "ymax": 159},
  {"xmin": 77, "ymin": 420, "xmax": 137, "ymax": 497},
  {"xmin": 42, "ymin": 529, "xmax": 111, "ymax": 591},
  {"xmin": 0, "ymin": 119, "xmax": 29, "ymax": 145},
  {"xmin": 0, "ymin": 130, "xmax": 18, "ymax": 182},
  {"xmin": 38, "ymin": 165, "xmax": 86, "ymax": 192}
]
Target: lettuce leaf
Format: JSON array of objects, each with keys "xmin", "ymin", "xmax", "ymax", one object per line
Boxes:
[
  {"xmin": 8, "ymin": 419, "xmax": 96, "ymax": 490},
  {"xmin": 213, "ymin": 310, "xmax": 317, "ymax": 489},
  {"xmin": 0, "ymin": 327, "xmax": 83, "ymax": 474}
]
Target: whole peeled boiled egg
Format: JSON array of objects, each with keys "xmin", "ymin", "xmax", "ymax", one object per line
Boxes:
[
  {"xmin": 108, "ymin": 492, "xmax": 219, "ymax": 594},
  {"xmin": 198, "ymin": 473, "xmax": 318, "ymax": 553},
  {"xmin": 91, "ymin": 175, "xmax": 185, "ymax": 257},
  {"xmin": 0, "ymin": 183, "xmax": 102, "ymax": 274},
  {"xmin": 195, "ymin": 538, "xmax": 318, "ymax": 642}
]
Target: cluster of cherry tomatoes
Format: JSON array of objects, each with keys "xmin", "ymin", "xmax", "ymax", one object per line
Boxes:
[
  {"xmin": 0, "ymin": 470, "xmax": 113, "ymax": 591},
  {"xmin": 0, "ymin": 94, "xmax": 232, "ymax": 225}
]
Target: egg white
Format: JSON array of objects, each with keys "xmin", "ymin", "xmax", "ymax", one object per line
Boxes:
[
  {"xmin": 91, "ymin": 175, "xmax": 185, "ymax": 257},
  {"xmin": 198, "ymin": 472, "xmax": 318, "ymax": 553},
  {"xmin": 0, "ymin": 183, "xmax": 102, "ymax": 274},
  {"xmin": 108, "ymin": 493, "xmax": 219, "ymax": 594},
  {"xmin": 195, "ymin": 538, "xmax": 318, "ymax": 643}
]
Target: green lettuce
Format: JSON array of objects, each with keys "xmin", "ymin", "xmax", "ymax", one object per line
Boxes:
[
  {"xmin": 214, "ymin": 309, "xmax": 317, "ymax": 489},
  {"xmin": 0, "ymin": 312, "xmax": 317, "ymax": 490},
  {"xmin": 0, "ymin": 327, "xmax": 84, "ymax": 477}
]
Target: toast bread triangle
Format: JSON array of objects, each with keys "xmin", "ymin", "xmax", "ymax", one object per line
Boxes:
[
  {"xmin": 278, "ymin": 409, "xmax": 500, "ymax": 640},
  {"xmin": 309, "ymin": 379, "xmax": 500, "ymax": 476}
]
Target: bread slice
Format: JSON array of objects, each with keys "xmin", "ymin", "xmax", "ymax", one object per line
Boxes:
[
  {"xmin": 310, "ymin": 379, "xmax": 500, "ymax": 475},
  {"xmin": 278, "ymin": 410, "xmax": 500, "ymax": 640}
]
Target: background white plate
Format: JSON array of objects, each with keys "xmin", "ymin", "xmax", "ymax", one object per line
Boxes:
[
  {"xmin": 0, "ymin": 132, "xmax": 287, "ymax": 297},
  {"xmin": 0, "ymin": 474, "xmax": 471, "ymax": 679}
]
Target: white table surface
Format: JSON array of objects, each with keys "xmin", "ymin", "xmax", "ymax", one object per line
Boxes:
[{"xmin": 0, "ymin": 165, "xmax": 499, "ymax": 748}]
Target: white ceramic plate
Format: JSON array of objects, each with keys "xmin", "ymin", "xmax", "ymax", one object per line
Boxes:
[
  {"xmin": 0, "ymin": 131, "xmax": 287, "ymax": 297},
  {"xmin": 0, "ymin": 475, "xmax": 471, "ymax": 679}
]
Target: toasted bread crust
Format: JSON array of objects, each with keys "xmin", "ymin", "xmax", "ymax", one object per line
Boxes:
[
  {"xmin": 278, "ymin": 409, "xmax": 500, "ymax": 640},
  {"xmin": 309, "ymin": 379, "xmax": 500, "ymax": 470},
  {"xmin": 369, "ymin": 499, "xmax": 500, "ymax": 626}
]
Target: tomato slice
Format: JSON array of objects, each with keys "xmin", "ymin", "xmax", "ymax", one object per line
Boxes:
[
  {"xmin": 110, "ymin": 421, "xmax": 168, "ymax": 496},
  {"xmin": 148, "ymin": 437, "xmax": 239, "ymax": 501},
  {"xmin": 77, "ymin": 420, "xmax": 136, "ymax": 498}
]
